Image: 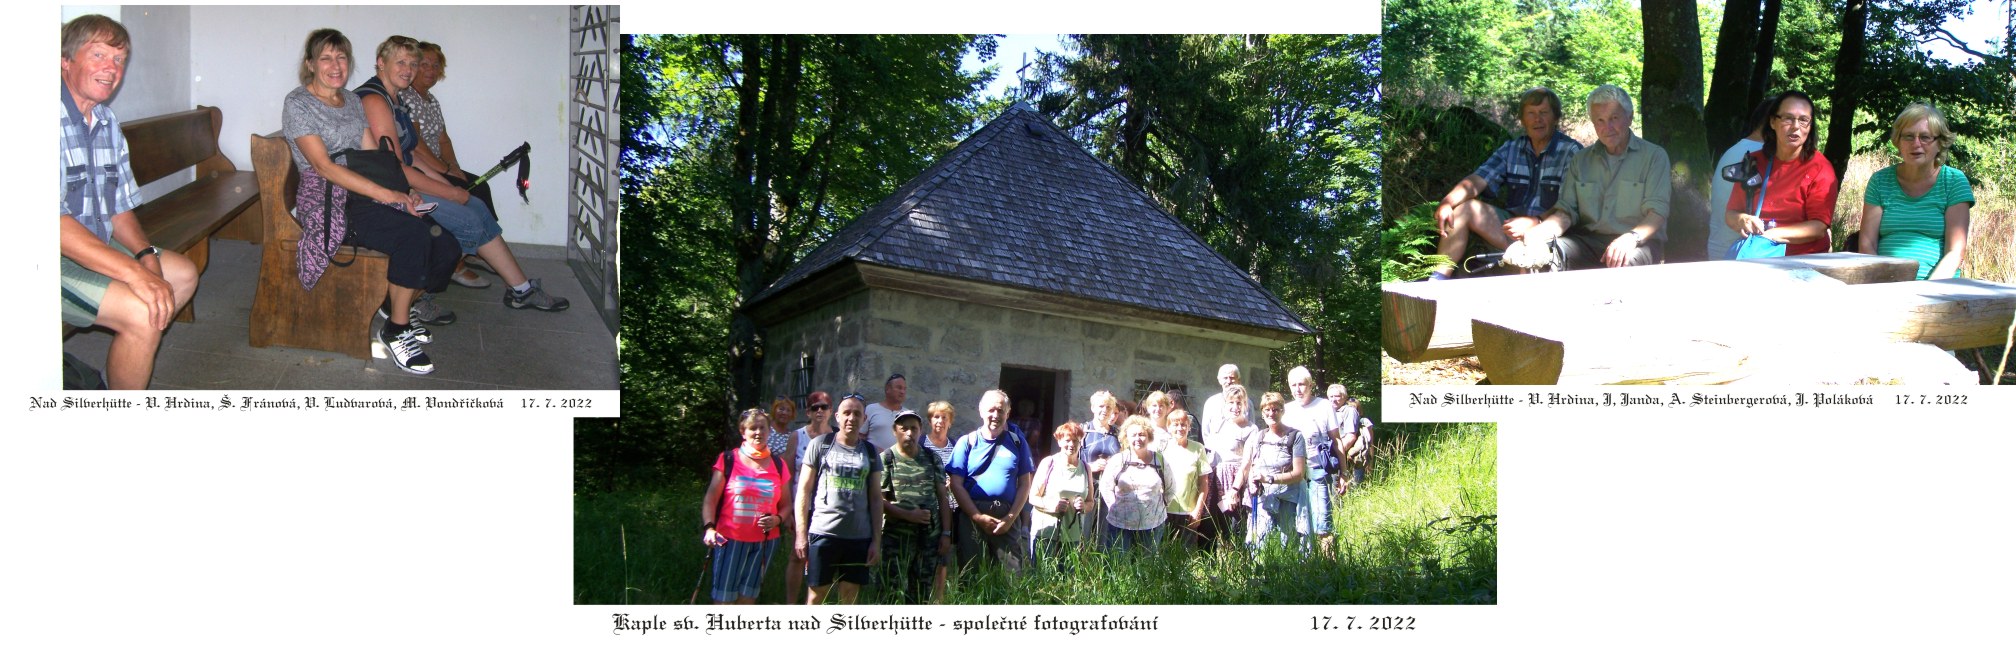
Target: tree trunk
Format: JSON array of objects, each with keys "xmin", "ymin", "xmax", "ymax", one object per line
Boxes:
[
  {"xmin": 1745, "ymin": 0, "xmax": 1782, "ymax": 112},
  {"xmin": 1640, "ymin": 0, "xmax": 1714, "ymax": 263},
  {"xmin": 1704, "ymin": 0, "xmax": 1763, "ymax": 153},
  {"xmin": 1826, "ymin": 0, "xmax": 1870, "ymax": 190}
]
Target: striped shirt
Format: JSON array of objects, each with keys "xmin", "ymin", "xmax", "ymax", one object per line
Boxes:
[
  {"xmin": 1473, "ymin": 131, "xmax": 1583, "ymax": 217},
  {"xmin": 59, "ymin": 84, "xmax": 140, "ymax": 244},
  {"xmin": 1865, "ymin": 165, "xmax": 1974, "ymax": 280}
]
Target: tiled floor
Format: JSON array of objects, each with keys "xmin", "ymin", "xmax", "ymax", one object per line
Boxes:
[{"xmin": 63, "ymin": 239, "xmax": 617, "ymax": 390}]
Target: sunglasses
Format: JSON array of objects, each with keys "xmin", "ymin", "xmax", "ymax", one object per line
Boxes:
[{"xmin": 808, "ymin": 404, "xmax": 830, "ymax": 411}]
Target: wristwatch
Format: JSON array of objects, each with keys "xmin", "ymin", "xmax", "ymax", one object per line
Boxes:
[{"xmin": 133, "ymin": 245, "xmax": 163, "ymax": 260}]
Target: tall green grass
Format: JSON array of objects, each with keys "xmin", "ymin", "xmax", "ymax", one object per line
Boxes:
[{"xmin": 575, "ymin": 423, "xmax": 1497, "ymax": 605}]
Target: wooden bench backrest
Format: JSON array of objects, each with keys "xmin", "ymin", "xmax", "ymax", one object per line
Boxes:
[
  {"xmin": 121, "ymin": 105, "xmax": 235, "ymax": 186},
  {"xmin": 249, "ymin": 132, "xmax": 303, "ymax": 242}
]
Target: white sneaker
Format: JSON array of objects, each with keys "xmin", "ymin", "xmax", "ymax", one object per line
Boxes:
[{"xmin": 375, "ymin": 326, "xmax": 435, "ymax": 374}]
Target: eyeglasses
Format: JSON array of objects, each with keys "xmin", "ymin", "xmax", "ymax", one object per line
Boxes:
[
  {"xmin": 1899, "ymin": 133, "xmax": 1941, "ymax": 144},
  {"xmin": 808, "ymin": 404, "xmax": 830, "ymax": 411},
  {"xmin": 841, "ymin": 393, "xmax": 866, "ymax": 404},
  {"xmin": 1775, "ymin": 114, "xmax": 1813, "ymax": 128}
]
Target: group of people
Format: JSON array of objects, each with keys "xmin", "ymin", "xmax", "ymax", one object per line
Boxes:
[
  {"xmin": 58, "ymin": 15, "xmax": 570, "ymax": 388},
  {"xmin": 1426, "ymin": 84, "xmax": 1973, "ymax": 279},
  {"xmin": 698, "ymin": 365, "xmax": 1376, "ymax": 605},
  {"xmin": 283, "ymin": 28, "xmax": 568, "ymax": 374}
]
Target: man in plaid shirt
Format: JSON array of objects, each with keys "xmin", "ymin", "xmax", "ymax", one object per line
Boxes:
[
  {"xmin": 60, "ymin": 15, "xmax": 197, "ymax": 389},
  {"xmin": 1428, "ymin": 87, "xmax": 1584, "ymax": 280}
]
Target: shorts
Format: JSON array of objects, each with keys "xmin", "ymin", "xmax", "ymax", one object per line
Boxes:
[
  {"xmin": 419, "ymin": 193, "xmax": 502, "ymax": 254},
  {"xmin": 708, "ymin": 537, "xmax": 778, "ymax": 603},
  {"xmin": 1303, "ymin": 474, "xmax": 1335, "ymax": 535},
  {"xmin": 59, "ymin": 239, "xmax": 132, "ymax": 328},
  {"xmin": 806, "ymin": 533, "xmax": 872, "ymax": 587},
  {"xmin": 1249, "ymin": 493, "xmax": 1304, "ymax": 550}
]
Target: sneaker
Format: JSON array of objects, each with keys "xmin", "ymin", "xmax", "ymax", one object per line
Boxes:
[
  {"xmin": 374, "ymin": 305, "xmax": 434, "ymax": 344},
  {"xmin": 411, "ymin": 293, "xmax": 457, "ymax": 325},
  {"xmin": 451, "ymin": 267, "xmax": 492, "ymax": 289},
  {"xmin": 504, "ymin": 278, "xmax": 570, "ymax": 312},
  {"xmin": 376, "ymin": 325, "xmax": 435, "ymax": 375}
]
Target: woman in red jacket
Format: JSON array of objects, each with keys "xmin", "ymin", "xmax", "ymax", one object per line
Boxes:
[{"xmin": 1723, "ymin": 91, "xmax": 1838, "ymax": 256}]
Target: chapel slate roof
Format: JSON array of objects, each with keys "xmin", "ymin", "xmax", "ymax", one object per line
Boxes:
[{"xmin": 748, "ymin": 102, "xmax": 1310, "ymax": 335}]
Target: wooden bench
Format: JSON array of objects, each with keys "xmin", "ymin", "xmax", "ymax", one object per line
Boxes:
[
  {"xmin": 247, "ymin": 132, "xmax": 389, "ymax": 359},
  {"xmin": 64, "ymin": 106, "xmax": 258, "ymax": 338}
]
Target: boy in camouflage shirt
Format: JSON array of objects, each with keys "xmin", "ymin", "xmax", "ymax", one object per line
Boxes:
[{"xmin": 880, "ymin": 410, "xmax": 952, "ymax": 603}]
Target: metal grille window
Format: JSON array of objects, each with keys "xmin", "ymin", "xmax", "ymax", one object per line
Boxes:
[
  {"xmin": 794, "ymin": 353, "xmax": 816, "ymax": 409},
  {"xmin": 567, "ymin": 5, "xmax": 620, "ymax": 335},
  {"xmin": 1132, "ymin": 379, "xmax": 1190, "ymax": 411}
]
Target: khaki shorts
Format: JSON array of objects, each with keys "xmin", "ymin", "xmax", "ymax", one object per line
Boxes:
[{"xmin": 59, "ymin": 239, "xmax": 133, "ymax": 328}]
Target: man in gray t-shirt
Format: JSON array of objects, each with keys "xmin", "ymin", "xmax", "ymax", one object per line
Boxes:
[{"xmin": 795, "ymin": 394, "xmax": 884, "ymax": 604}]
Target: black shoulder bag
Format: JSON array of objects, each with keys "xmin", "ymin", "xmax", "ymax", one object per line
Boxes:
[{"xmin": 335, "ymin": 136, "xmax": 411, "ymax": 195}]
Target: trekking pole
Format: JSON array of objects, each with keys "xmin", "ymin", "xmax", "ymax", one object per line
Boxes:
[
  {"xmin": 468, "ymin": 142, "xmax": 532, "ymax": 203},
  {"xmin": 688, "ymin": 546, "xmax": 714, "ymax": 605}
]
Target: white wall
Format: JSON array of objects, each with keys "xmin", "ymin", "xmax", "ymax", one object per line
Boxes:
[
  {"xmin": 174, "ymin": 5, "xmax": 573, "ymax": 246},
  {"xmin": 117, "ymin": 6, "xmax": 192, "ymax": 202}
]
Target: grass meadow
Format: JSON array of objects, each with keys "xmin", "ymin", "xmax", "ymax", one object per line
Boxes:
[{"xmin": 575, "ymin": 422, "xmax": 1496, "ymax": 605}]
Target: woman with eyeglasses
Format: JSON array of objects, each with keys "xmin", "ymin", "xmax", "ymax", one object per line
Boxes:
[
  {"xmin": 1858, "ymin": 103, "xmax": 1975, "ymax": 280},
  {"xmin": 784, "ymin": 391, "xmax": 833, "ymax": 605},
  {"xmin": 700, "ymin": 408, "xmax": 793, "ymax": 604},
  {"xmin": 1233, "ymin": 392, "xmax": 1307, "ymax": 551},
  {"xmin": 1723, "ymin": 91, "xmax": 1838, "ymax": 257}
]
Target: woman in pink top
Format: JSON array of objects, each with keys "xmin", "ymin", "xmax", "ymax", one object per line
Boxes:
[
  {"xmin": 1100, "ymin": 416, "xmax": 1168, "ymax": 551},
  {"xmin": 700, "ymin": 409, "xmax": 794, "ymax": 604},
  {"xmin": 1723, "ymin": 91, "xmax": 1838, "ymax": 256}
]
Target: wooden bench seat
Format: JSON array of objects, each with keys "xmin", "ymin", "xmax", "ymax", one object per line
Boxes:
[
  {"xmin": 248, "ymin": 131, "xmax": 389, "ymax": 359},
  {"xmin": 63, "ymin": 106, "xmax": 255, "ymax": 338}
]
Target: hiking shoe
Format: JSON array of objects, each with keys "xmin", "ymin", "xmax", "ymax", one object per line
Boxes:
[
  {"xmin": 411, "ymin": 293, "xmax": 457, "ymax": 325},
  {"xmin": 451, "ymin": 267, "xmax": 492, "ymax": 289},
  {"xmin": 376, "ymin": 325, "xmax": 435, "ymax": 375},
  {"xmin": 374, "ymin": 305, "xmax": 434, "ymax": 344},
  {"xmin": 504, "ymin": 278, "xmax": 570, "ymax": 312}
]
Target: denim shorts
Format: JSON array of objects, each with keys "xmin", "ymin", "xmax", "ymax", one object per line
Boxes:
[
  {"xmin": 1302, "ymin": 474, "xmax": 1335, "ymax": 535},
  {"xmin": 420, "ymin": 193, "xmax": 501, "ymax": 254}
]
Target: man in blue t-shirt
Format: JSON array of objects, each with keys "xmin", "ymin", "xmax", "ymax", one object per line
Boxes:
[{"xmin": 946, "ymin": 389, "xmax": 1035, "ymax": 573}]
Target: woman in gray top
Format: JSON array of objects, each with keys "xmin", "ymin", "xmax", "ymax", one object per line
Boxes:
[{"xmin": 281, "ymin": 28, "xmax": 457, "ymax": 375}]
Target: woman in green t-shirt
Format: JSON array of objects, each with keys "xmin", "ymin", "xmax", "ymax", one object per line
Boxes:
[{"xmin": 1858, "ymin": 103, "xmax": 1975, "ymax": 281}]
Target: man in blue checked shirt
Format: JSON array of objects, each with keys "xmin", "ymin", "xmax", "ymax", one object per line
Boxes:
[
  {"xmin": 1428, "ymin": 87, "xmax": 1584, "ymax": 280},
  {"xmin": 59, "ymin": 15, "xmax": 198, "ymax": 389}
]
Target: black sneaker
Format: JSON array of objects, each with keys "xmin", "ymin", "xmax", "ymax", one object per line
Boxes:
[
  {"xmin": 376, "ymin": 325, "xmax": 435, "ymax": 375},
  {"xmin": 375, "ymin": 305, "xmax": 434, "ymax": 344},
  {"xmin": 504, "ymin": 278, "xmax": 570, "ymax": 312}
]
